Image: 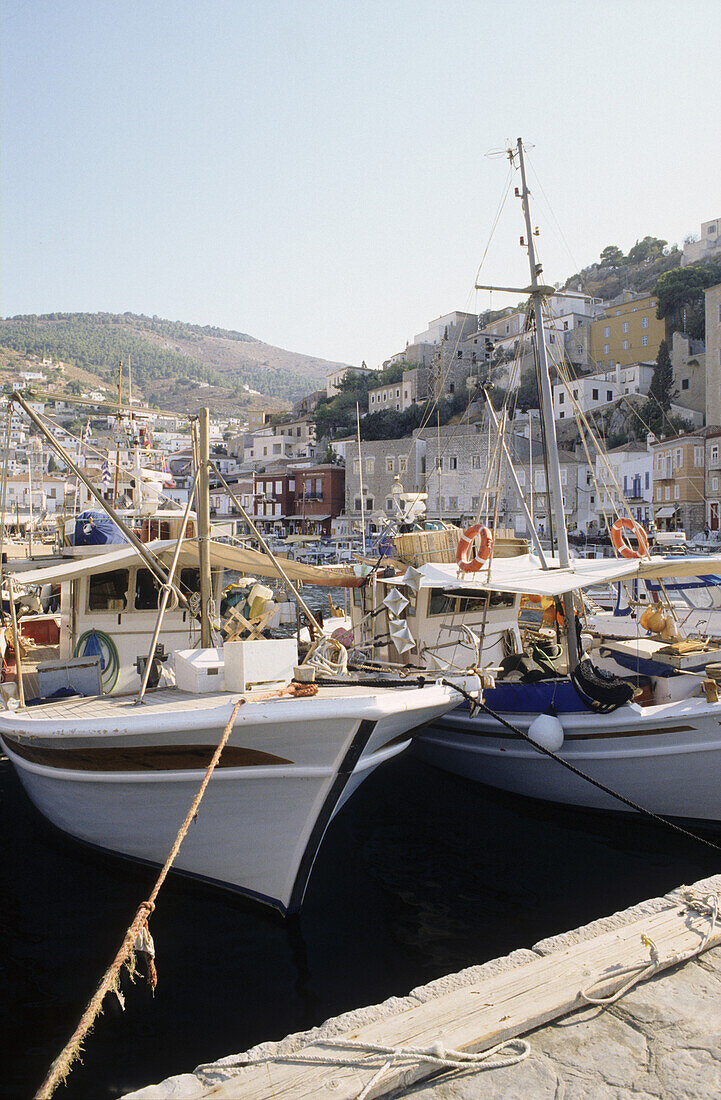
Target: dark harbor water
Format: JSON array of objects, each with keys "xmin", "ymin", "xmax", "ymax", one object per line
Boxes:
[{"xmin": 2, "ymin": 745, "xmax": 720, "ymax": 1100}]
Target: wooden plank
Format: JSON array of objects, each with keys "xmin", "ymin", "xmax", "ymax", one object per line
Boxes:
[{"xmin": 207, "ymin": 899, "xmax": 720, "ymax": 1099}]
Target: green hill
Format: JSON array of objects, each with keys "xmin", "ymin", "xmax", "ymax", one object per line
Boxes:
[{"xmin": 0, "ymin": 312, "xmax": 349, "ymax": 409}]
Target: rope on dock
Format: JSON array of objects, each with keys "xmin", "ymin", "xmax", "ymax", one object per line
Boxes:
[
  {"xmin": 33, "ymin": 697, "xmax": 246, "ymax": 1100},
  {"xmin": 206, "ymin": 1035, "xmax": 531, "ymax": 1098},
  {"xmin": 581, "ymin": 888, "xmax": 720, "ymax": 1006}
]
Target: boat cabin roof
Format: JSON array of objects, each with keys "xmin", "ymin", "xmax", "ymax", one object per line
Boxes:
[{"xmin": 378, "ymin": 553, "xmax": 721, "ymax": 599}]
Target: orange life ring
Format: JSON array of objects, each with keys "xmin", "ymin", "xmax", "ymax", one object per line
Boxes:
[
  {"xmin": 456, "ymin": 524, "xmax": 493, "ymax": 572},
  {"xmin": 610, "ymin": 517, "xmax": 649, "ymax": 559}
]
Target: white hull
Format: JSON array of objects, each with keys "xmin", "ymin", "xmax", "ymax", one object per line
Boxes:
[
  {"xmin": 0, "ymin": 682, "xmax": 464, "ymax": 913},
  {"xmin": 415, "ymin": 696, "xmax": 721, "ymax": 821}
]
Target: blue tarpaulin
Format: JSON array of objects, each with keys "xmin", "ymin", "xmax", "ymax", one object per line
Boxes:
[{"xmin": 73, "ymin": 510, "xmax": 129, "ymax": 547}]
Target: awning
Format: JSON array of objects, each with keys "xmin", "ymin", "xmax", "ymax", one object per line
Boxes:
[
  {"xmin": 4, "ymin": 538, "xmax": 365, "ymax": 589},
  {"xmin": 387, "ymin": 552, "xmax": 721, "ymax": 598},
  {"xmin": 655, "ymin": 507, "xmax": 678, "ymax": 518}
]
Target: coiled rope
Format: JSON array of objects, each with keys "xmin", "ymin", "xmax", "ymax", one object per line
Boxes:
[{"xmin": 34, "ymin": 697, "xmax": 245, "ymax": 1100}]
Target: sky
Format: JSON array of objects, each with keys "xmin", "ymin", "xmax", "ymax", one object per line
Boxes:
[{"xmin": 2, "ymin": 0, "xmax": 720, "ymax": 370}]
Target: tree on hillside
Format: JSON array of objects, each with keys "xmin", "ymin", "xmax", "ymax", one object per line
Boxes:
[
  {"xmin": 643, "ymin": 339, "xmax": 676, "ymax": 435},
  {"xmin": 599, "ymin": 245, "xmax": 625, "ymax": 267},
  {"xmin": 627, "ymin": 236, "xmax": 667, "ymax": 265},
  {"xmin": 515, "ymin": 366, "xmax": 539, "ymax": 412},
  {"xmin": 654, "ymin": 261, "xmax": 721, "ymax": 340}
]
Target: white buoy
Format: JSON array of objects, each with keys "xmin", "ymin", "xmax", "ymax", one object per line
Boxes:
[{"xmin": 527, "ymin": 713, "xmax": 564, "ymax": 751}]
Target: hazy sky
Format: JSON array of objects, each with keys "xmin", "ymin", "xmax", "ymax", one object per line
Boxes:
[{"xmin": 2, "ymin": 1, "xmax": 719, "ymax": 368}]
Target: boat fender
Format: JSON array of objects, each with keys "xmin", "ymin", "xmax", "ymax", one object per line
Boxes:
[
  {"xmin": 639, "ymin": 605, "xmax": 656, "ymax": 630},
  {"xmin": 648, "ymin": 608, "xmax": 667, "ymax": 633},
  {"xmin": 610, "ymin": 518, "xmax": 650, "ymax": 560},
  {"xmin": 456, "ymin": 524, "xmax": 493, "ymax": 572},
  {"xmin": 527, "ymin": 713, "xmax": 564, "ymax": 751}
]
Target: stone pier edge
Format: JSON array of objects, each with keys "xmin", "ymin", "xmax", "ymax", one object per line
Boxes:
[{"xmin": 123, "ymin": 870, "xmax": 721, "ymax": 1099}]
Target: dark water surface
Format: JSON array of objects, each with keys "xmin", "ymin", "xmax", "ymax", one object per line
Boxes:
[{"xmin": 2, "ymin": 745, "xmax": 720, "ymax": 1100}]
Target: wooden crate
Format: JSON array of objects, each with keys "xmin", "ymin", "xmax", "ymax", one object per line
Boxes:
[
  {"xmin": 393, "ymin": 527, "xmax": 528, "ymax": 566},
  {"xmin": 392, "ymin": 527, "xmax": 460, "ymax": 566}
]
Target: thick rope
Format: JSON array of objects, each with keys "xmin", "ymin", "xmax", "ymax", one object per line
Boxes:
[
  {"xmin": 34, "ymin": 697, "xmax": 245, "ymax": 1100},
  {"xmin": 581, "ymin": 888, "xmax": 720, "ymax": 1006},
  {"xmin": 198, "ymin": 1035, "xmax": 530, "ymax": 1098}
]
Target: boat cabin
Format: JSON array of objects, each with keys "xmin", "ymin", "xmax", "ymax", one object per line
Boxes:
[{"xmin": 349, "ymin": 568, "xmax": 522, "ymax": 672}]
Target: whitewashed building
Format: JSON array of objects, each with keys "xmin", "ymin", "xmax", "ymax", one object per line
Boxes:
[{"xmin": 591, "ymin": 441, "xmax": 653, "ymax": 531}]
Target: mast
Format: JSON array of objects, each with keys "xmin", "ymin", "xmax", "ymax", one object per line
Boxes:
[
  {"xmin": 356, "ymin": 401, "xmax": 366, "ymax": 555},
  {"xmin": 197, "ymin": 407, "xmax": 213, "ymax": 648},
  {"xmin": 113, "ymin": 361, "xmax": 122, "ymax": 506},
  {"xmin": 514, "ymin": 138, "xmax": 579, "ymax": 667}
]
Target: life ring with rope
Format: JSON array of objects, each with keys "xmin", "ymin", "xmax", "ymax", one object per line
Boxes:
[
  {"xmin": 610, "ymin": 517, "xmax": 650, "ymax": 560},
  {"xmin": 456, "ymin": 524, "xmax": 493, "ymax": 573}
]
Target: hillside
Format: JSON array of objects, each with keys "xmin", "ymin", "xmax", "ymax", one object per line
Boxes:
[
  {"xmin": 560, "ymin": 236, "xmax": 683, "ymax": 300},
  {"xmin": 0, "ymin": 313, "xmax": 350, "ymax": 413}
]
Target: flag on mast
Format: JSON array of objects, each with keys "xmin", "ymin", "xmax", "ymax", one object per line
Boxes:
[{"xmin": 162, "ymin": 455, "xmax": 176, "ymax": 488}]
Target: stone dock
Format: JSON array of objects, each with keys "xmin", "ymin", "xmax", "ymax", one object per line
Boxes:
[{"xmin": 125, "ymin": 872, "xmax": 721, "ymax": 1100}]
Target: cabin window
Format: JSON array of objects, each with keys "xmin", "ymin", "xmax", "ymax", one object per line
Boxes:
[
  {"xmin": 428, "ymin": 589, "xmax": 456, "ymax": 616},
  {"xmin": 88, "ymin": 569, "xmax": 129, "ymax": 612},
  {"xmin": 135, "ymin": 568, "xmax": 162, "ymax": 610},
  {"xmin": 456, "ymin": 589, "xmax": 516, "ymax": 613},
  {"xmin": 428, "ymin": 587, "xmax": 515, "ymax": 616}
]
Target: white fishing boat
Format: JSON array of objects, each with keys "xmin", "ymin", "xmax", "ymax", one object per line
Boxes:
[
  {"xmin": 585, "ymin": 569, "xmax": 721, "ymax": 645},
  {"xmin": 0, "ymin": 404, "xmax": 477, "ymax": 913},
  {"xmin": 0, "ymin": 670, "xmax": 467, "ymax": 912},
  {"xmin": 410, "ymin": 550, "xmax": 721, "ymax": 821}
]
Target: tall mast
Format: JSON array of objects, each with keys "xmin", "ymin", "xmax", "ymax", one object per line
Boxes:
[
  {"xmin": 113, "ymin": 361, "xmax": 122, "ymax": 505},
  {"xmin": 197, "ymin": 407, "xmax": 213, "ymax": 648},
  {"xmin": 515, "ymin": 138, "xmax": 579, "ymax": 666},
  {"xmin": 356, "ymin": 401, "xmax": 366, "ymax": 555},
  {"xmin": 515, "ymin": 139, "xmax": 570, "ymax": 568}
]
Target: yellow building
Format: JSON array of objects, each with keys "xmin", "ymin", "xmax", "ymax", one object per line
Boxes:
[
  {"xmin": 590, "ymin": 292, "xmax": 665, "ymax": 368},
  {"xmin": 248, "ymin": 410, "xmax": 272, "ymax": 431}
]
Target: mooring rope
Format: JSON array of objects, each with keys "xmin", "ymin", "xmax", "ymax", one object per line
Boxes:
[
  {"xmin": 198, "ymin": 1035, "xmax": 531, "ymax": 1098},
  {"xmin": 34, "ymin": 697, "xmax": 245, "ymax": 1100},
  {"xmin": 580, "ymin": 888, "xmax": 721, "ymax": 1006}
]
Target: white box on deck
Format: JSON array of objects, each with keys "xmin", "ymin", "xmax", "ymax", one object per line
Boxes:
[
  {"xmin": 174, "ymin": 648, "xmax": 225, "ymax": 693},
  {"xmin": 224, "ymin": 638, "xmax": 298, "ymax": 693}
]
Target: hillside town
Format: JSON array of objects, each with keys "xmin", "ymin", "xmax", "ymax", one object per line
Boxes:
[{"xmin": 3, "ymin": 220, "xmax": 721, "ymax": 553}]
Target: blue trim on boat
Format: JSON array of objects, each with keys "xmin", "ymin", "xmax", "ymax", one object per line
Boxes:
[{"xmin": 470, "ymin": 678, "xmax": 589, "ymax": 714}]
